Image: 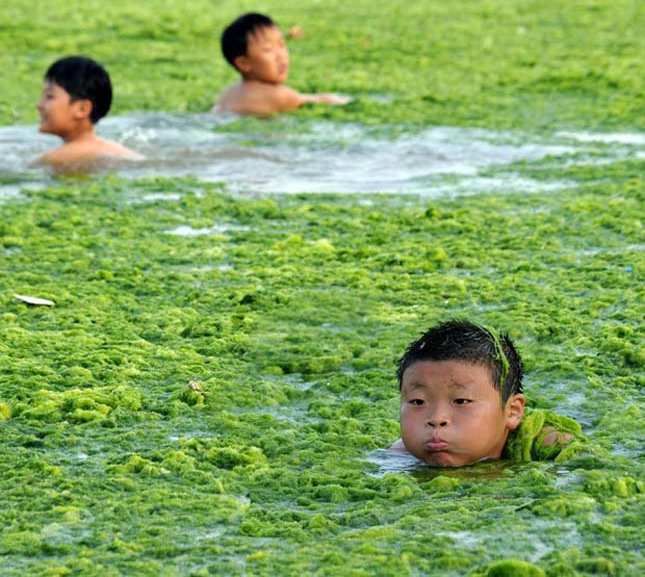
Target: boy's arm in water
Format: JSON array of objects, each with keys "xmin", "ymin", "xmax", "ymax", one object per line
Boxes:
[
  {"xmin": 298, "ymin": 92, "xmax": 352, "ymax": 105},
  {"xmin": 216, "ymin": 82, "xmax": 351, "ymax": 116}
]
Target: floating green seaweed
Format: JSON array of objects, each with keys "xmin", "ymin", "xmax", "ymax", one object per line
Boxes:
[{"xmin": 1, "ymin": 168, "xmax": 643, "ymax": 575}]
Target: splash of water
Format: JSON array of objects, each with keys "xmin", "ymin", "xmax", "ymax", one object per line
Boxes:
[{"xmin": 1, "ymin": 113, "xmax": 642, "ymax": 198}]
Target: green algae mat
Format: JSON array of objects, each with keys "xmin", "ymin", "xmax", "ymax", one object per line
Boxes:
[
  {"xmin": 1, "ymin": 0, "xmax": 643, "ymax": 129},
  {"xmin": 1, "ymin": 1, "xmax": 644, "ymax": 576}
]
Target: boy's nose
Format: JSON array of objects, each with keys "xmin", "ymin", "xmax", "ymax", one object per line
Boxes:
[
  {"xmin": 427, "ymin": 418, "xmax": 448, "ymax": 428},
  {"xmin": 426, "ymin": 408, "xmax": 449, "ymax": 427}
]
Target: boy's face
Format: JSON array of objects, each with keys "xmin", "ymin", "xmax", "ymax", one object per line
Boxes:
[
  {"xmin": 399, "ymin": 360, "xmax": 524, "ymax": 467},
  {"xmin": 37, "ymin": 81, "xmax": 89, "ymax": 138},
  {"xmin": 235, "ymin": 25, "xmax": 289, "ymax": 84}
]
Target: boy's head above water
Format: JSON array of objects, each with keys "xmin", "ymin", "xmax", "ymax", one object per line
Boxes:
[
  {"xmin": 35, "ymin": 55, "xmax": 141, "ymax": 171},
  {"xmin": 38, "ymin": 56, "xmax": 112, "ymax": 137},
  {"xmin": 397, "ymin": 320, "xmax": 526, "ymax": 467},
  {"xmin": 221, "ymin": 12, "xmax": 289, "ymax": 84}
]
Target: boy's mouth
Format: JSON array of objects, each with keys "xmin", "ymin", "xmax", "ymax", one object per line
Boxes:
[{"xmin": 425, "ymin": 439, "xmax": 449, "ymax": 451}]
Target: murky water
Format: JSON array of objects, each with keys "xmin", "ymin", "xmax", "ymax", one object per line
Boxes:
[
  {"xmin": 366, "ymin": 447, "xmax": 527, "ymax": 479},
  {"xmin": 1, "ymin": 113, "xmax": 643, "ymax": 198},
  {"xmin": 366, "ymin": 448, "xmax": 426, "ymax": 475}
]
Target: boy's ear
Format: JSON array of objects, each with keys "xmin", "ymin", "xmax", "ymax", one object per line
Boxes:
[
  {"xmin": 504, "ymin": 393, "xmax": 525, "ymax": 431},
  {"xmin": 72, "ymin": 98, "xmax": 93, "ymax": 121},
  {"xmin": 233, "ymin": 55, "xmax": 252, "ymax": 75}
]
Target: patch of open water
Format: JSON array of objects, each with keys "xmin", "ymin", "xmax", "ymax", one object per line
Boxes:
[{"xmin": 1, "ymin": 114, "xmax": 642, "ymax": 199}]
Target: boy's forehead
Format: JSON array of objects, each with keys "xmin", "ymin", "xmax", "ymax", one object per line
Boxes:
[
  {"xmin": 43, "ymin": 80, "xmax": 68, "ymax": 95},
  {"xmin": 401, "ymin": 359, "xmax": 496, "ymax": 389}
]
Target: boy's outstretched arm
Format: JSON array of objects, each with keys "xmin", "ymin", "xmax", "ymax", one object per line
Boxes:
[
  {"xmin": 271, "ymin": 85, "xmax": 350, "ymax": 112},
  {"xmin": 298, "ymin": 92, "xmax": 352, "ymax": 105},
  {"xmin": 216, "ymin": 83, "xmax": 351, "ymax": 116}
]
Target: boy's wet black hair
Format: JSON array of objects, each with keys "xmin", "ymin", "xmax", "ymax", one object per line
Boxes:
[
  {"xmin": 45, "ymin": 56, "xmax": 112, "ymax": 124},
  {"xmin": 221, "ymin": 12, "xmax": 276, "ymax": 70},
  {"xmin": 397, "ymin": 320, "xmax": 524, "ymax": 403}
]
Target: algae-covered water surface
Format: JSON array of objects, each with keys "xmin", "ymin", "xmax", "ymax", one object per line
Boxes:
[{"xmin": 1, "ymin": 1, "xmax": 644, "ymax": 576}]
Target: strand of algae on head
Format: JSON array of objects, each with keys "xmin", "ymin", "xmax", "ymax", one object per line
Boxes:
[
  {"xmin": 473, "ymin": 322, "xmax": 510, "ymax": 388},
  {"xmin": 0, "ymin": 170, "xmax": 643, "ymax": 575}
]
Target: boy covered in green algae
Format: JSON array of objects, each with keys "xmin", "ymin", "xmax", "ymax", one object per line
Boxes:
[
  {"xmin": 391, "ymin": 320, "xmax": 584, "ymax": 467},
  {"xmin": 35, "ymin": 56, "xmax": 142, "ymax": 172},
  {"xmin": 214, "ymin": 13, "xmax": 351, "ymax": 116}
]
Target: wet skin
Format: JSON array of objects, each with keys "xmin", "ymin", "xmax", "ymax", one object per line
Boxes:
[
  {"xmin": 216, "ymin": 25, "xmax": 350, "ymax": 115},
  {"xmin": 35, "ymin": 81, "xmax": 141, "ymax": 170},
  {"xmin": 399, "ymin": 360, "xmax": 525, "ymax": 467}
]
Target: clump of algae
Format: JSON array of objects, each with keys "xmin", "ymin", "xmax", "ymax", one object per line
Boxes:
[
  {"xmin": 0, "ymin": 402, "xmax": 11, "ymax": 421},
  {"xmin": 12, "ymin": 385, "xmax": 143, "ymax": 424},
  {"xmin": 473, "ymin": 559, "xmax": 546, "ymax": 577}
]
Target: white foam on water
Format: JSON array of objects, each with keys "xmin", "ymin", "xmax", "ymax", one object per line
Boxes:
[
  {"xmin": 136, "ymin": 192, "xmax": 183, "ymax": 203},
  {"xmin": 165, "ymin": 222, "xmax": 251, "ymax": 237},
  {"xmin": 557, "ymin": 131, "xmax": 645, "ymax": 146}
]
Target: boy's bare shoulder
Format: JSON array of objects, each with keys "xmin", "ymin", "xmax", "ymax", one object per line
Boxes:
[
  {"xmin": 92, "ymin": 138, "xmax": 142, "ymax": 160},
  {"xmin": 389, "ymin": 439, "xmax": 408, "ymax": 452},
  {"xmin": 39, "ymin": 137, "xmax": 142, "ymax": 171},
  {"xmin": 216, "ymin": 81, "xmax": 302, "ymax": 116}
]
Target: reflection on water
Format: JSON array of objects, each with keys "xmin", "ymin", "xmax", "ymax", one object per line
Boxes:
[
  {"xmin": 367, "ymin": 448, "xmax": 426, "ymax": 475},
  {"xmin": 367, "ymin": 448, "xmax": 523, "ymax": 481},
  {"xmin": 1, "ymin": 113, "xmax": 642, "ymax": 198}
]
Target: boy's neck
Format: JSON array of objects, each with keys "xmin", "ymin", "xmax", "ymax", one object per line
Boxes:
[
  {"xmin": 60, "ymin": 122, "xmax": 96, "ymax": 144},
  {"xmin": 241, "ymin": 76, "xmax": 280, "ymax": 87}
]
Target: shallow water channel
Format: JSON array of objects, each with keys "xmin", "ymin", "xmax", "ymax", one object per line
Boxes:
[{"xmin": 2, "ymin": 113, "xmax": 643, "ymax": 198}]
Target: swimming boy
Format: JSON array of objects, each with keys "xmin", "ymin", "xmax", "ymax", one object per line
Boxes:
[
  {"xmin": 36, "ymin": 56, "xmax": 141, "ymax": 171},
  {"xmin": 391, "ymin": 320, "xmax": 579, "ymax": 467},
  {"xmin": 215, "ymin": 13, "xmax": 350, "ymax": 116}
]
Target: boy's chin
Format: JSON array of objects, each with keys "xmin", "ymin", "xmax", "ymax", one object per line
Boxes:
[
  {"xmin": 424, "ymin": 452, "xmax": 500, "ymax": 468},
  {"xmin": 424, "ymin": 454, "xmax": 466, "ymax": 468},
  {"xmin": 422, "ymin": 451, "xmax": 484, "ymax": 468}
]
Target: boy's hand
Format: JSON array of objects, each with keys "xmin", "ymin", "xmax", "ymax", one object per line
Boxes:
[
  {"xmin": 541, "ymin": 426, "xmax": 574, "ymax": 447},
  {"xmin": 300, "ymin": 93, "xmax": 352, "ymax": 106},
  {"xmin": 315, "ymin": 93, "xmax": 353, "ymax": 105}
]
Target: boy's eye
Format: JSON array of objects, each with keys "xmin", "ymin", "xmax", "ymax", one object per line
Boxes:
[
  {"xmin": 408, "ymin": 399, "xmax": 424, "ymax": 406},
  {"xmin": 454, "ymin": 398, "xmax": 472, "ymax": 405}
]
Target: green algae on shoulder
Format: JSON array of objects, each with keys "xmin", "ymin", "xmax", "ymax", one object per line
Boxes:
[{"xmin": 505, "ymin": 409, "xmax": 587, "ymax": 463}]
